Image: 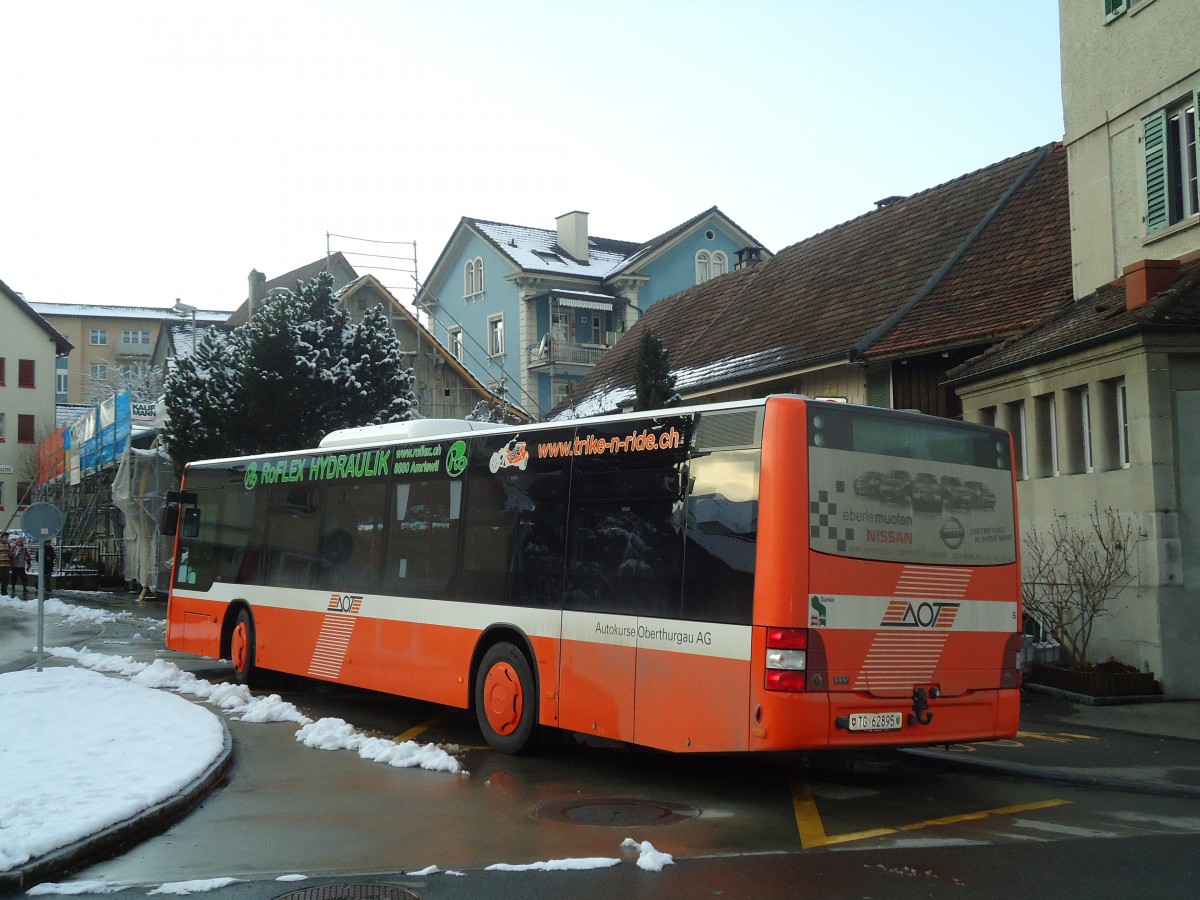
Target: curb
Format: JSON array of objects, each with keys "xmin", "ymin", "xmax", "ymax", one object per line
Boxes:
[
  {"xmin": 0, "ymin": 715, "xmax": 234, "ymax": 894},
  {"xmin": 900, "ymin": 746, "xmax": 1200, "ymax": 801},
  {"xmin": 1022, "ymin": 682, "xmax": 1165, "ymax": 708}
]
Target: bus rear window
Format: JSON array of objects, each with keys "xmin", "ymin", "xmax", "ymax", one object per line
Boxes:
[{"xmin": 806, "ymin": 405, "xmax": 1015, "ymax": 566}]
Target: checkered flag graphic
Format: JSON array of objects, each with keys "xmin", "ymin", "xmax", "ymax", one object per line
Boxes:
[{"xmin": 809, "ymin": 482, "xmax": 854, "ymax": 552}]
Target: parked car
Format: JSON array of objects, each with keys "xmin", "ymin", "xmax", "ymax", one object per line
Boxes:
[
  {"xmin": 878, "ymin": 469, "xmax": 913, "ymax": 505},
  {"xmin": 911, "ymin": 472, "xmax": 944, "ymax": 513},
  {"xmin": 853, "ymin": 470, "xmax": 884, "ymax": 498},
  {"xmin": 939, "ymin": 475, "xmax": 974, "ymax": 510},
  {"xmin": 964, "ymin": 480, "xmax": 997, "ymax": 509}
]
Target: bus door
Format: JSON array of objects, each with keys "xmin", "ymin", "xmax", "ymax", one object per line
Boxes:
[{"xmin": 557, "ymin": 417, "xmax": 694, "ymax": 744}]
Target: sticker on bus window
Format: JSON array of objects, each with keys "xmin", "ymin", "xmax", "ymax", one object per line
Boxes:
[{"xmin": 808, "ymin": 447, "xmax": 1015, "ymax": 566}]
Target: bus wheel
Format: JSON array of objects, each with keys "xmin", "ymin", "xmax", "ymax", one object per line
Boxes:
[
  {"xmin": 230, "ymin": 609, "xmax": 257, "ymax": 686},
  {"xmin": 475, "ymin": 642, "xmax": 536, "ymax": 754}
]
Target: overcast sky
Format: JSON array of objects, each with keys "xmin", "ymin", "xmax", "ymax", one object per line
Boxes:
[{"xmin": 1, "ymin": 1, "xmax": 1063, "ymax": 313}]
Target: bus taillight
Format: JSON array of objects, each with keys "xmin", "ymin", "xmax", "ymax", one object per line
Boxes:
[{"xmin": 765, "ymin": 628, "xmax": 809, "ymax": 691}]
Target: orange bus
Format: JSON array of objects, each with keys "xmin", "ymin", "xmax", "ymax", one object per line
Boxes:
[{"xmin": 161, "ymin": 395, "xmax": 1022, "ymax": 754}]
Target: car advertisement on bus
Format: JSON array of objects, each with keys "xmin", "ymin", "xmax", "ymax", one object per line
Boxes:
[{"xmin": 808, "ymin": 446, "xmax": 1015, "ymax": 566}]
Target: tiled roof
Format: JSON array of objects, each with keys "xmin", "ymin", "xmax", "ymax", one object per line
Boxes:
[
  {"xmin": 469, "ymin": 218, "xmax": 640, "ymax": 281},
  {"xmin": 30, "ymin": 303, "xmax": 229, "ymax": 322},
  {"xmin": 948, "ymin": 256, "xmax": 1200, "ymax": 383},
  {"xmin": 564, "ymin": 144, "xmax": 1068, "ymax": 413},
  {"xmin": 863, "ymin": 144, "xmax": 1073, "ymax": 359}
]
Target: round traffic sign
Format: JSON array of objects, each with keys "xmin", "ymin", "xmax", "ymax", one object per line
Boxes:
[{"xmin": 22, "ymin": 502, "xmax": 64, "ymax": 539}]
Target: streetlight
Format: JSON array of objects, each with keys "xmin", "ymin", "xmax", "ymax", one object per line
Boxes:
[{"xmin": 172, "ymin": 298, "xmax": 197, "ymax": 353}]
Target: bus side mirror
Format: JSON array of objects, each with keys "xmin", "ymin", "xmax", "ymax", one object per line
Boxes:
[
  {"xmin": 160, "ymin": 505, "xmax": 179, "ymax": 536},
  {"xmin": 182, "ymin": 507, "xmax": 201, "ymax": 538}
]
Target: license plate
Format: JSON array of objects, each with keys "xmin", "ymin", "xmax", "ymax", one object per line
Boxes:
[{"xmin": 848, "ymin": 712, "xmax": 903, "ymax": 732}]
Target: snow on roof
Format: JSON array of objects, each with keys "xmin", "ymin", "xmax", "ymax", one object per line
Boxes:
[
  {"xmin": 31, "ymin": 302, "xmax": 230, "ymax": 322},
  {"xmin": 471, "ymin": 219, "xmax": 637, "ymax": 280}
]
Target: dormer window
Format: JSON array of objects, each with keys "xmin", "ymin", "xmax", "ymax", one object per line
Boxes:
[
  {"xmin": 464, "ymin": 256, "xmax": 484, "ymax": 297},
  {"xmin": 696, "ymin": 250, "xmax": 728, "ymax": 284}
]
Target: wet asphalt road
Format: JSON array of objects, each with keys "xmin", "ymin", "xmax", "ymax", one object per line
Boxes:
[{"xmin": 4, "ymin": 591, "xmax": 1200, "ymax": 899}]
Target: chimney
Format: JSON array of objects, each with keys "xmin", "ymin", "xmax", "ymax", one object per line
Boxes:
[
  {"xmin": 735, "ymin": 246, "xmax": 764, "ymax": 270},
  {"xmin": 1123, "ymin": 258, "xmax": 1179, "ymax": 310},
  {"xmin": 556, "ymin": 210, "xmax": 589, "ymax": 263},
  {"xmin": 248, "ymin": 269, "xmax": 266, "ymax": 321}
]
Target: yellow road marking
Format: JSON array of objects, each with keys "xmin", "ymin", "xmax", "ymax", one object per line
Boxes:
[
  {"xmin": 395, "ymin": 709, "xmax": 455, "ymax": 743},
  {"xmin": 791, "ymin": 776, "xmax": 1069, "ymax": 848},
  {"xmin": 1017, "ymin": 730, "xmax": 1074, "ymax": 743},
  {"xmin": 1054, "ymin": 732, "xmax": 1100, "ymax": 741}
]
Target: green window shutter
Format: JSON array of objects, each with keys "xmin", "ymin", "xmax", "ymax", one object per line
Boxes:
[
  {"xmin": 1104, "ymin": 0, "xmax": 1127, "ymax": 23},
  {"xmin": 1194, "ymin": 89, "xmax": 1200, "ymax": 200},
  {"xmin": 866, "ymin": 368, "xmax": 891, "ymax": 408},
  {"xmin": 1143, "ymin": 109, "xmax": 1170, "ymax": 233}
]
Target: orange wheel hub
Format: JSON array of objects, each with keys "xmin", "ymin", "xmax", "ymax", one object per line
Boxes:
[{"xmin": 483, "ymin": 662, "xmax": 523, "ymax": 735}]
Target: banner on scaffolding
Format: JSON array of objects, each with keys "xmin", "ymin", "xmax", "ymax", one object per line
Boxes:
[{"xmin": 62, "ymin": 390, "xmax": 133, "ymax": 478}]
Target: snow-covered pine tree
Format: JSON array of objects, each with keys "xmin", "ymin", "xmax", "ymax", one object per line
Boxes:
[
  {"xmin": 334, "ymin": 304, "xmax": 418, "ymax": 428},
  {"xmin": 161, "ymin": 326, "xmax": 244, "ymax": 474},
  {"xmin": 162, "ymin": 271, "xmax": 418, "ymax": 471},
  {"xmin": 237, "ymin": 274, "xmax": 345, "ymax": 454},
  {"xmin": 633, "ymin": 330, "xmax": 679, "ymax": 411}
]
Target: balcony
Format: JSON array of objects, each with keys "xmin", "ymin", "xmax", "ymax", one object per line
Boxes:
[
  {"xmin": 526, "ymin": 336, "xmax": 613, "ymax": 370},
  {"xmin": 115, "ymin": 340, "xmax": 152, "ymax": 358}
]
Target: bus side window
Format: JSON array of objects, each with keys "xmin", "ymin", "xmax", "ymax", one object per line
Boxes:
[
  {"xmin": 384, "ymin": 478, "xmax": 460, "ymax": 600},
  {"xmin": 682, "ymin": 449, "xmax": 759, "ymax": 625},
  {"xmin": 182, "ymin": 507, "xmax": 201, "ymax": 538}
]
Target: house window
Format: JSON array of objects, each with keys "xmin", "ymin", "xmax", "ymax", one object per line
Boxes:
[
  {"xmin": 0, "ymin": 357, "xmax": 5, "ymax": 385},
  {"xmin": 90, "ymin": 328, "xmax": 108, "ymax": 345},
  {"xmin": 90, "ymin": 363, "xmax": 109, "ymax": 381},
  {"xmin": 123, "ymin": 329, "xmax": 151, "ymax": 344},
  {"xmin": 1143, "ymin": 91, "xmax": 1199, "ymax": 233},
  {"xmin": 464, "ymin": 256, "xmax": 484, "ymax": 297},
  {"xmin": 1033, "ymin": 394, "xmax": 1059, "ymax": 477},
  {"xmin": 17, "ymin": 481, "xmax": 31, "ymax": 508},
  {"xmin": 695, "ymin": 250, "xmax": 729, "ymax": 284},
  {"xmin": 18, "ymin": 414, "xmax": 35, "ymax": 444},
  {"xmin": 449, "ymin": 328, "xmax": 464, "ymax": 362},
  {"xmin": 1080, "ymin": 386, "xmax": 1093, "ymax": 473},
  {"xmin": 552, "ymin": 378, "xmax": 571, "ymax": 407},
  {"xmin": 56, "ymin": 358, "xmax": 68, "ymax": 403},
  {"xmin": 18, "ymin": 359, "xmax": 35, "ymax": 388},
  {"xmin": 0, "ymin": 412, "xmax": 5, "ymax": 441},
  {"xmin": 1116, "ymin": 378, "xmax": 1130, "ymax": 467},
  {"xmin": 488, "ymin": 315, "xmax": 504, "ymax": 357},
  {"xmin": 0, "ymin": 482, "xmax": 4, "ymax": 508},
  {"xmin": 1006, "ymin": 400, "xmax": 1028, "ymax": 481},
  {"xmin": 1104, "ymin": 0, "xmax": 1127, "ymax": 23}
]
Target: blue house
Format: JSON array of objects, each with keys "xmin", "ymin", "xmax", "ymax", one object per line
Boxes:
[{"xmin": 416, "ymin": 208, "xmax": 768, "ymax": 417}]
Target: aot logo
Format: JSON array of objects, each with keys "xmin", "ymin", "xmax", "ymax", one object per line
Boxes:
[
  {"xmin": 880, "ymin": 599, "xmax": 960, "ymax": 629},
  {"xmin": 327, "ymin": 593, "xmax": 363, "ymax": 614}
]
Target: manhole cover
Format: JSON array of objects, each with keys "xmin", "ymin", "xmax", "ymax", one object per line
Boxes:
[
  {"xmin": 274, "ymin": 885, "xmax": 420, "ymax": 900},
  {"xmin": 533, "ymin": 797, "xmax": 700, "ymax": 827}
]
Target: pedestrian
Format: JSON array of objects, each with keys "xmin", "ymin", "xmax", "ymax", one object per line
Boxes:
[
  {"xmin": 10, "ymin": 536, "xmax": 29, "ymax": 598},
  {"xmin": 42, "ymin": 540, "xmax": 56, "ymax": 593},
  {"xmin": 0, "ymin": 532, "xmax": 10, "ymax": 597}
]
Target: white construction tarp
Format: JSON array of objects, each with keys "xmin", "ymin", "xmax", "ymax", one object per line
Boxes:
[{"xmin": 112, "ymin": 445, "xmax": 173, "ymax": 593}]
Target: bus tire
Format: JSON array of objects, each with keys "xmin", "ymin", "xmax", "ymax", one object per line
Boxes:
[
  {"xmin": 475, "ymin": 641, "xmax": 536, "ymax": 754},
  {"xmin": 230, "ymin": 608, "xmax": 257, "ymax": 686}
]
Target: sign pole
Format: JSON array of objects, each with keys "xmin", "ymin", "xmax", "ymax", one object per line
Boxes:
[{"xmin": 23, "ymin": 502, "xmax": 64, "ymax": 672}]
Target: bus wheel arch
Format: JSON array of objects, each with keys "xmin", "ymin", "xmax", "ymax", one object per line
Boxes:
[
  {"xmin": 222, "ymin": 602, "xmax": 257, "ymax": 686},
  {"xmin": 471, "ymin": 629, "xmax": 539, "ymax": 754}
]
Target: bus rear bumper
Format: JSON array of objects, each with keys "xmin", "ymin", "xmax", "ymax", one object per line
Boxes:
[{"xmin": 751, "ymin": 688, "xmax": 1020, "ymax": 751}]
